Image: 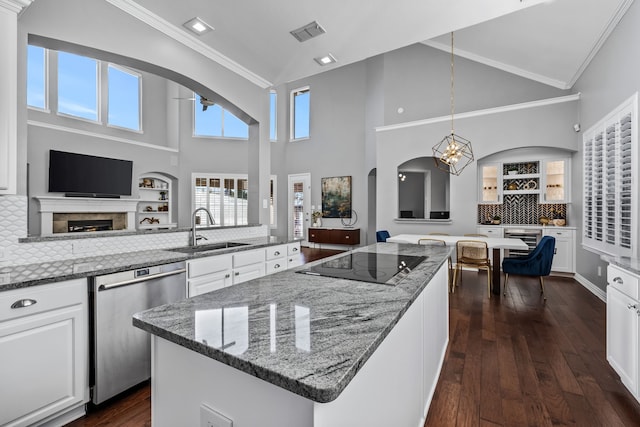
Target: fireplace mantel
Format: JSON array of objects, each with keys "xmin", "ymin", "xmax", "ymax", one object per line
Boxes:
[{"xmin": 35, "ymin": 196, "xmax": 140, "ymax": 235}]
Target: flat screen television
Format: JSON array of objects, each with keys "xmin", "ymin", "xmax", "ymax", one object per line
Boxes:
[{"xmin": 48, "ymin": 150, "xmax": 133, "ymax": 197}]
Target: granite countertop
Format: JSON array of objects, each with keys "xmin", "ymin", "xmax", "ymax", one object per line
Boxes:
[
  {"xmin": 132, "ymin": 242, "xmax": 451, "ymax": 403},
  {"xmin": 0, "ymin": 236, "xmax": 293, "ymax": 291}
]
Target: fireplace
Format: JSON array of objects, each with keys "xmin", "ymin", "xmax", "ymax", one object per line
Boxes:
[{"xmin": 68, "ymin": 219, "xmax": 114, "ymax": 233}]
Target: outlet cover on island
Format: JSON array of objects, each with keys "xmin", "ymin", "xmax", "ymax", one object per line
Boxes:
[{"xmin": 200, "ymin": 404, "xmax": 232, "ymax": 427}]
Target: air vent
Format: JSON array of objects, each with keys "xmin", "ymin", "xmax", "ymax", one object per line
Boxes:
[{"xmin": 290, "ymin": 21, "xmax": 326, "ymax": 42}]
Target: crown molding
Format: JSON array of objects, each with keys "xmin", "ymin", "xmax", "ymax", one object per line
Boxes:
[
  {"xmin": 104, "ymin": 0, "xmax": 272, "ymax": 89},
  {"xmin": 566, "ymin": 0, "xmax": 635, "ymax": 88},
  {"xmin": 376, "ymin": 93, "xmax": 581, "ymax": 133},
  {"xmin": 0, "ymin": 0, "xmax": 34, "ymax": 14},
  {"xmin": 421, "ymin": 40, "xmax": 570, "ymax": 90}
]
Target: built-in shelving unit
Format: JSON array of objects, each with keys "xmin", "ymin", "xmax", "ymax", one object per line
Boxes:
[{"xmin": 137, "ymin": 173, "xmax": 176, "ymax": 230}]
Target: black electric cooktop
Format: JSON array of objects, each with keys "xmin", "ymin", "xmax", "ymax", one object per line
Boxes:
[{"xmin": 297, "ymin": 252, "xmax": 426, "ymax": 285}]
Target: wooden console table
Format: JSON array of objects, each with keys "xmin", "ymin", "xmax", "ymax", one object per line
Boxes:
[{"xmin": 309, "ymin": 228, "xmax": 360, "ymax": 246}]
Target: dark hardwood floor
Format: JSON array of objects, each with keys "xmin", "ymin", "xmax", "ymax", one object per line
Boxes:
[{"xmin": 66, "ymin": 248, "xmax": 640, "ymax": 426}]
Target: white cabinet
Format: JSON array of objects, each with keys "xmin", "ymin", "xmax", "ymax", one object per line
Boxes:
[
  {"xmin": 187, "ymin": 254, "xmax": 233, "ymax": 297},
  {"xmin": 541, "ymin": 159, "xmax": 570, "ymax": 203},
  {"xmin": 0, "ymin": 279, "xmax": 89, "ymax": 426},
  {"xmin": 233, "ymin": 249, "xmax": 266, "ymax": 285},
  {"xmin": 478, "ymin": 163, "xmax": 502, "ymax": 204},
  {"xmin": 266, "ymin": 244, "xmax": 288, "ymax": 275},
  {"xmin": 287, "ymin": 242, "xmax": 303, "ymax": 268},
  {"xmin": 476, "ymin": 226, "xmax": 503, "ymax": 238},
  {"xmin": 137, "ymin": 173, "xmax": 176, "ymax": 230},
  {"xmin": 606, "ymin": 265, "xmax": 640, "ymax": 402},
  {"xmin": 543, "ymin": 228, "xmax": 575, "ymax": 273},
  {"xmin": 0, "ymin": 7, "xmax": 17, "ymax": 195}
]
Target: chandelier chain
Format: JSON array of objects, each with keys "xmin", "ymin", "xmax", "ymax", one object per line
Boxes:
[{"xmin": 450, "ymin": 31, "xmax": 455, "ymax": 134}]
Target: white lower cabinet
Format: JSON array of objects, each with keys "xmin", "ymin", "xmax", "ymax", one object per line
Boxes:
[
  {"xmin": 187, "ymin": 254, "xmax": 233, "ymax": 297},
  {"xmin": 543, "ymin": 228, "xmax": 575, "ymax": 273},
  {"xmin": 266, "ymin": 244, "xmax": 288, "ymax": 275},
  {"xmin": 232, "ymin": 248, "xmax": 266, "ymax": 285},
  {"xmin": 476, "ymin": 226, "xmax": 503, "ymax": 238},
  {"xmin": 287, "ymin": 242, "xmax": 302, "ymax": 268},
  {"xmin": 607, "ymin": 265, "xmax": 640, "ymax": 402},
  {"xmin": 0, "ymin": 278, "xmax": 89, "ymax": 426}
]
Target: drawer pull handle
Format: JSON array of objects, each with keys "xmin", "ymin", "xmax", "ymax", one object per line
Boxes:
[
  {"xmin": 225, "ymin": 274, "xmax": 230, "ymax": 278},
  {"xmin": 345, "ymin": 236, "xmax": 350, "ymax": 239},
  {"xmin": 274, "ymin": 264, "xmax": 281, "ymax": 269},
  {"xmin": 291, "ymin": 247, "xmax": 298, "ymax": 252},
  {"xmin": 235, "ymin": 272, "xmax": 240, "ymax": 276},
  {"xmin": 11, "ymin": 299, "xmax": 37, "ymax": 309},
  {"xmin": 613, "ymin": 277, "xmax": 623, "ymax": 284},
  {"xmin": 274, "ymin": 251, "xmax": 281, "ymax": 256},
  {"xmin": 628, "ymin": 303, "xmax": 638, "ymax": 310}
]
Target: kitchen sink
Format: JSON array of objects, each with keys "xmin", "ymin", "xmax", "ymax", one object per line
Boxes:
[{"xmin": 168, "ymin": 241, "xmax": 250, "ymax": 254}]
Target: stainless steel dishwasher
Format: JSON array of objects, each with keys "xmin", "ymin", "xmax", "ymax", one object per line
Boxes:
[{"xmin": 90, "ymin": 261, "xmax": 186, "ymax": 405}]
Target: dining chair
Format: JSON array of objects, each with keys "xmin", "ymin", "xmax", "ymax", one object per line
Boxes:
[
  {"xmin": 376, "ymin": 230, "xmax": 391, "ymax": 242},
  {"xmin": 464, "ymin": 233, "xmax": 488, "ymax": 237},
  {"xmin": 453, "ymin": 240, "xmax": 492, "ymax": 298},
  {"xmin": 419, "ymin": 238, "xmax": 453, "ymax": 292},
  {"xmin": 502, "ymin": 236, "xmax": 555, "ymax": 300}
]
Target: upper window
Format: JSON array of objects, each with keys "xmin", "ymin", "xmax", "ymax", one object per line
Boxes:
[
  {"xmin": 27, "ymin": 45, "xmax": 47, "ymax": 110},
  {"xmin": 57, "ymin": 51, "xmax": 98, "ymax": 121},
  {"xmin": 194, "ymin": 94, "xmax": 249, "ymax": 139},
  {"xmin": 108, "ymin": 64, "xmax": 141, "ymax": 131},
  {"xmin": 291, "ymin": 87, "xmax": 310, "ymax": 140},
  {"xmin": 269, "ymin": 90, "xmax": 277, "ymax": 141},
  {"xmin": 193, "ymin": 174, "xmax": 249, "ymax": 226}
]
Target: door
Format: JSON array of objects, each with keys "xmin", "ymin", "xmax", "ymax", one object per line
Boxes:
[
  {"xmin": 606, "ymin": 285, "xmax": 639, "ymax": 397},
  {"xmin": 288, "ymin": 173, "xmax": 311, "ymax": 243}
]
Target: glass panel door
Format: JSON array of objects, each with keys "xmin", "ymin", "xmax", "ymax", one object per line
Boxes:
[{"xmin": 288, "ymin": 173, "xmax": 310, "ymax": 241}]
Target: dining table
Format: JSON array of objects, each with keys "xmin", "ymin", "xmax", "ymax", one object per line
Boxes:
[{"xmin": 386, "ymin": 234, "xmax": 530, "ymax": 295}]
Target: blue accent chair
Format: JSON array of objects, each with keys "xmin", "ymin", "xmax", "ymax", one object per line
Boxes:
[
  {"xmin": 502, "ymin": 236, "xmax": 556, "ymax": 299},
  {"xmin": 376, "ymin": 230, "xmax": 391, "ymax": 242}
]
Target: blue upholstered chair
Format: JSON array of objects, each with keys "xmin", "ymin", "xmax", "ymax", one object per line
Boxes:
[
  {"xmin": 502, "ymin": 236, "xmax": 556, "ymax": 299},
  {"xmin": 376, "ymin": 230, "xmax": 391, "ymax": 242}
]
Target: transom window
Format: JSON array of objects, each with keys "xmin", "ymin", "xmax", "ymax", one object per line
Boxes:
[
  {"xmin": 290, "ymin": 86, "xmax": 310, "ymax": 140},
  {"xmin": 270, "ymin": 90, "xmax": 277, "ymax": 141},
  {"xmin": 27, "ymin": 45, "xmax": 141, "ymax": 132},
  {"xmin": 193, "ymin": 94, "xmax": 249, "ymax": 139},
  {"xmin": 57, "ymin": 51, "xmax": 98, "ymax": 121}
]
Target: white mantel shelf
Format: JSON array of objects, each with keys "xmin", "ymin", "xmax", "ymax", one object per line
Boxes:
[{"xmin": 35, "ymin": 196, "xmax": 141, "ymax": 235}]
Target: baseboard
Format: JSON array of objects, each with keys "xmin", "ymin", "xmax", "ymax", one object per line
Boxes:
[{"xmin": 574, "ymin": 273, "xmax": 606, "ymax": 302}]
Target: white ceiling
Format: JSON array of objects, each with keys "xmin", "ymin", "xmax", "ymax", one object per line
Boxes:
[{"xmin": 105, "ymin": 0, "xmax": 633, "ymax": 89}]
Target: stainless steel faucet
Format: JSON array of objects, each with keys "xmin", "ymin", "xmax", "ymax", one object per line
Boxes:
[{"xmin": 191, "ymin": 207, "xmax": 215, "ymax": 246}]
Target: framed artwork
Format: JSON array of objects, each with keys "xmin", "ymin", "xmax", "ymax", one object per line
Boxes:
[{"xmin": 321, "ymin": 176, "xmax": 352, "ymax": 218}]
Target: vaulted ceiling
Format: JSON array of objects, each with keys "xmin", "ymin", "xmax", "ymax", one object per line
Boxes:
[{"xmin": 59, "ymin": 0, "xmax": 640, "ymax": 89}]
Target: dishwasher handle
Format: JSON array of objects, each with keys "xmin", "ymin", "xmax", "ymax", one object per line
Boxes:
[{"xmin": 98, "ymin": 268, "xmax": 186, "ymax": 291}]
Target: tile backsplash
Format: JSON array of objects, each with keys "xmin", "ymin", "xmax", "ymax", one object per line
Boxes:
[
  {"xmin": 0, "ymin": 195, "xmax": 268, "ymax": 267},
  {"xmin": 478, "ymin": 195, "xmax": 566, "ymax": 225}
]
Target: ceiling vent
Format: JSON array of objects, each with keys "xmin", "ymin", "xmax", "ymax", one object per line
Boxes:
[{"xmin": 290, "ymin": 21, "xmax": 326, "ymax": 42}]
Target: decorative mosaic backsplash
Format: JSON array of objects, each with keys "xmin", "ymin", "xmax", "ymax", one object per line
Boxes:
[
  {"xmin": 478, "ymin": 195, "xmax": 567, "ymax": 225},
  {"xmin": 0, "ymin": 195, "xmax": 268, "ymax": 267}
]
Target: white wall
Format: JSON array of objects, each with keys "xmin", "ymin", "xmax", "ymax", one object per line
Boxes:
[{"xmin": 573, "ymin": 0, "xmax": 640, "ymax": 291}]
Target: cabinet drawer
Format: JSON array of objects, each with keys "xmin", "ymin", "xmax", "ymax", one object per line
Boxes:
[
  {"xmin": 188, "ymin": 255, "xmax": 232, "ymax": 279},
  {"xmin": 543, "ymin": 229, "xmax": 573, "ymax": 239},
  {"xmin": 608, "ymin": 264, "xmax": 639, "ymax": 300},
  {"xmin": 266, "ymin": 244, "xmax": 287, "ymax": 261},
  {"xmin": 288, "ymin": 242, "xmax": 301, "ymax": 256},
  {"xmin": 0, "ymin": 279, "xmax": 86, "ymax": 322},
  {"xmin": 477, "ymin": 227, "xmax": 503, "ymax": 237},
  {"xmin": 233, "ymin": 249, "xmax": 265, "ymax": 268},
  {"xmin": 288, "ymin": 254, "xmax": 303, "ymax": 268},
  {"xmin": 265, "ymin": 259, "xmax": 287, "ymax": 275}
]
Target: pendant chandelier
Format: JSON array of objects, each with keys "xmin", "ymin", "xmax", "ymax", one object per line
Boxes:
[{"xmin": 432, "ymin": 32, "xmax": 474, "ymax": 176}]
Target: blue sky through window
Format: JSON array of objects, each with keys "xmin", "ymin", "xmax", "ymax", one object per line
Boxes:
[
  {"xmin": 294, "ymin": 90, "xmax": 310, "ymax": 139},
  {"xmin": 57, "ymin": 51, "xmax": 98, "ymax": 121},
  {"xmin": 194, "ymin": 94, "xmax": 248, "ymax": 139},
  {"xmin": 108, "ymin": 65, "xmax": 140, "ymax": 130},
  {"xmin": 27, "ymin": 45, "xmax": 46, "ymax": 109}
]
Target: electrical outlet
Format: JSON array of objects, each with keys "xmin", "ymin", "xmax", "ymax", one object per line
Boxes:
[{"xmin": 200, "ymin": 404, "xmax": 232, "ymax": 427}]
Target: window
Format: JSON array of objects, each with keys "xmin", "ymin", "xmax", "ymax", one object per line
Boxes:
[
  {"xmin": 108, "ymin": 64, "xmax": 141, "ymax": 131},
  {"xmin": 270, "ymin": 90, "xmax": 277, "ymax": 141},
  {"xmin": 194, "ymin": 94, "xmax": 249, "ymax": 139},
  {"xmin": 27, "ymin": 45, "xmax": 46, "ymax": 109},
  {"xmin": 290, "ymin": 87, "xmax": 310, "ymax": 140},
  {"xmin": 193, "ymin": 174, "xmax": 249, "ymax": 226},
  {"xmin": 57, "ymin": 51, "xmax": 98, "ymax": 121}
]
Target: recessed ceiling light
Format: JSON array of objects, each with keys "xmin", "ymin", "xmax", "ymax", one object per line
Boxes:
[
  {"xmin": 314, "ymin": 54, "xmax": 336, "ymax": 66},
  {"xmin": 183, "ymin": 17, "xmax": 213, "ymax": 35}
]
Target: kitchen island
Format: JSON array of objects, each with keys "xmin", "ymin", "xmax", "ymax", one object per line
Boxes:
[{"xmin": 133, "ymin": 242, "xmax": 450, "ymax": 427}]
